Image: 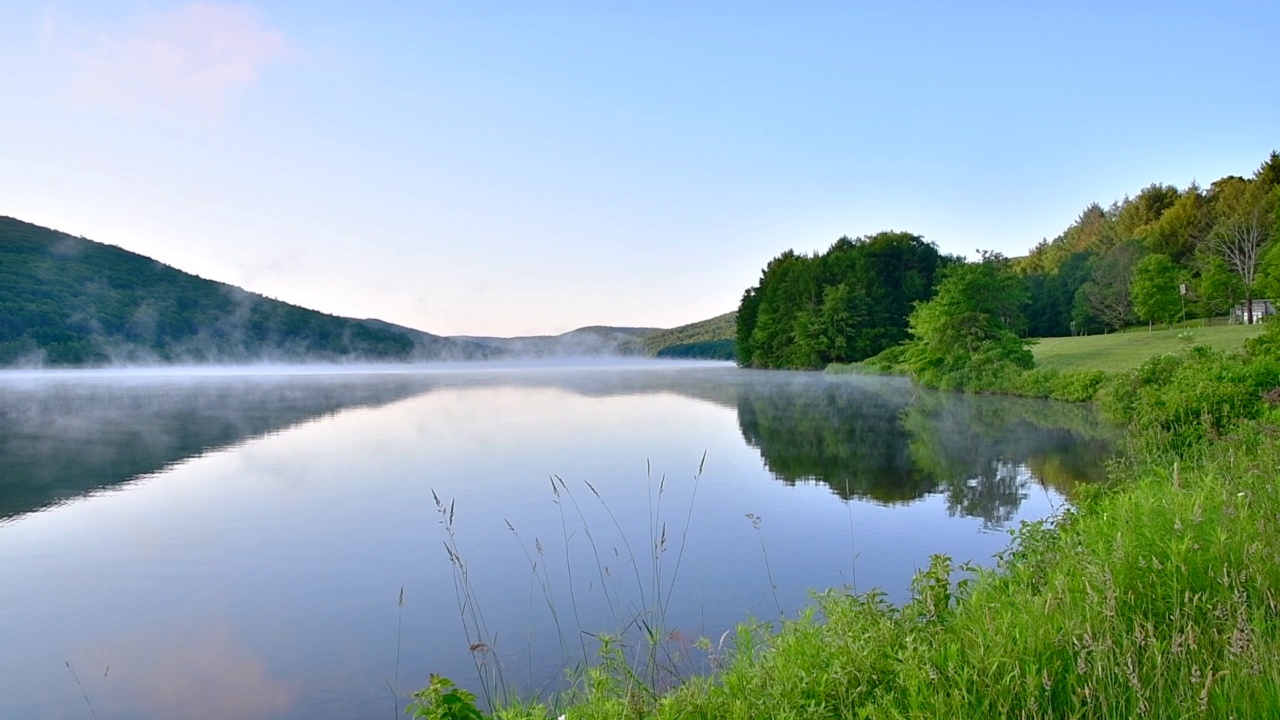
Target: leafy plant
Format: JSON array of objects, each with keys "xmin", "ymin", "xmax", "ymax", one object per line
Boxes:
[{"xmin": 406, "ymin": 675, "xmax": 486, "ymax": 720}]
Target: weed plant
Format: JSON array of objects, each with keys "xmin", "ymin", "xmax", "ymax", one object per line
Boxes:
[{"xmin": 430, "ymin": 455, "xmax": 712, "ymax": 717}]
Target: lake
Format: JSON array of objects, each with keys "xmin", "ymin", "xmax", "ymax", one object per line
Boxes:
[{"xmin": 0, "ymin": 362, "xmax": 1115, "ymax": 719}]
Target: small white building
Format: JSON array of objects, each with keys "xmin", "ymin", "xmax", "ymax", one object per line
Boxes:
[{"xmin": 1232, "ymin": 299, "xmax": 1276, "ymax": 324}]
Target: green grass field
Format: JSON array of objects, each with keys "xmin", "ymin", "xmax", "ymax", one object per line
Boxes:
[{"xmin": 1033, "ymin": 323, "xmax": 1264, "ymax": 372}]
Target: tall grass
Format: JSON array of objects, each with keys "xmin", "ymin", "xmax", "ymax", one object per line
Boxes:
[
  {"xmin": 430, "ymin": 455, "xmax": 710, "ymax": 716},
  {"xmin": 64, "ymin": 661, "xmax": 108, "ymax": 720},
  {"xmin": 434, "ymin": 489, "xmax": 509, "ymax": 709}
]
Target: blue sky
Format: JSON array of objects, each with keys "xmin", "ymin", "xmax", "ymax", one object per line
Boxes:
[{"xmin": 2, "ymin": 2, "xmax": 1276, "ymax": 336}]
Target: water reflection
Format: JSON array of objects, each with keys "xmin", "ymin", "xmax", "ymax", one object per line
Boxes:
[
  {"xmin": 0, "ymin": 367, "xmax": 1115, "ymax": 529},
  {"xmin": 903, "ymin": 392, "xmax": 1113, "ymax": 526},
  {"xmin": 734, "ymin": 374, "xmax": 1115, "ymax": 525},
  {"xmin": 0, "ymin": 374, "xmax": 438, "ymax": 521},
  {"xmin": 72, "ymin": 621, "xmax": 296, "ymax": 720}
]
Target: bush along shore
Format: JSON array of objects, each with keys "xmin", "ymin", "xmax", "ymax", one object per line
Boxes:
[{"xmin": 412, "ymin": 308, "xmax": 1280, "ymax": 716}]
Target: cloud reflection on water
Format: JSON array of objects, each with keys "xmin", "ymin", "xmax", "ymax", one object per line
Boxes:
[{"xmin": 71, "ymin": 620, "xmax": 295, "ymax": 720}]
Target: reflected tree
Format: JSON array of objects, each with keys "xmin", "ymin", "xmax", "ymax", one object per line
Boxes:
[
  {"xmin": 735, "ymin": 378, "xmax": 937, "ymax": 503},
  {"xmin": 736, "ymin": 377, "xmax": 1116, "ymax": 527}
]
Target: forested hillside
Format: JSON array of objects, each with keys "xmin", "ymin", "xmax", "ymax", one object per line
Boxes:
[
  {"xmin": 455, "ymin": 325, "xmax": 658, "ymax": 357},
  {"xmin": 738, "ymin": 151, "xmax": 1280, "ymax": 369},
  {"xmin": 623, "ymin": 311, "xmax": 737, "ymax": 360},
  {"xmin": 0, "ymin": 217, "xmax": 490, "ymax": 366}
]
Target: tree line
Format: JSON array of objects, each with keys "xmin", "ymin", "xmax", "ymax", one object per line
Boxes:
[
  {"xmin": 1022, "ymin": 150, "xmax": 1280, "ymax": 334},
  {"xmin": 737, "ymin": 151, "xmax": 1280, "ymax": 371}
]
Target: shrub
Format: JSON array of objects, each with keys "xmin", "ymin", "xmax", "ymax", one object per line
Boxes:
[
  {"xmin": 1244, "ymin": 315, "xmax": 1280, "ymax": 359},
  {"xmin": 1015, "ymin": 367, "xmax": 1060, "ymax": 398},
  {"xmin": 1048, "ymin": 369, "xmax": 1108, "ymax": 403},
  {"xmin": 1103, "ymin": 346, "xmax": 1280, "ymax": 452},
  {"xmin": 862, "ymin": 344, "xmax": 908, "ymax": 372}
]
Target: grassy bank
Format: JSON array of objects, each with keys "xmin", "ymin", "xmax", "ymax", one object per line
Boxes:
[
  {"xmin": 831, "ymin": 322, "xmax": 1264, "ymax": 377},
  {"xmin": 1034, "ymin": 324, "xmax": 1263, "ymax": 372},
  {"xmin": 417, "ymin": 334, "xmax": 1280, "ymax": 719}
]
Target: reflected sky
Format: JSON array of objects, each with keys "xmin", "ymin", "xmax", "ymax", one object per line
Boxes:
[{"xmin": 0, "ymin": 364, "xmax": 1115, "ymax": 718}]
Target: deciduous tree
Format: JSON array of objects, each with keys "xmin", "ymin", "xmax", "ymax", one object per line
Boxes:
[
  {"xmin": 1197, "ymin": 255, "xmax": 1245, "ymax": 319},
  {"xmin": 1208, "ymin": 177, "xmax": 1280, "ymax": 323},
  {"xmin": 1079, "ymin": 241, "xmax": 1145, "ymax": 331},
  {"xmin": 1129, "ymin": 254, "xmax": 1182, "ymax": 328},
  {"xmin": 904, "ymin": 252, "xmax": 1033, "ymax": 384}
]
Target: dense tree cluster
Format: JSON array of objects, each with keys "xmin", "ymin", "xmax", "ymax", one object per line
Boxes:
[
  {"xmin": 737, "ymin": 151, "xmax": 1280, "ymax": 372},
  {"xmin": 736, "ymin": 232, "xmax": 953, "ymax": 369},
  {"xmin": 0, "ymin": 217, "xmax": 421, "ymax": 366},
  {"xmin": 654, "ymin": 339, "xmax": 736, "ymax": 360}
]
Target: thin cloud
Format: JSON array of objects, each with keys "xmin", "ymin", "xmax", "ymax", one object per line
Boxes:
[{"xmin": 60, "ymin": 2, "xmax": 291, "ymax": 116}]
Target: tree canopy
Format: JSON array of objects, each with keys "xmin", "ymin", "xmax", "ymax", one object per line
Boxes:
[
  {"xmin": 1015, "ymin": 151, "xmax": 1280, "ymax": 336},
  {"xmin": 736, "ymin": 232, "xmax": 952, "ymax": 369},
  {"xmin": 903, "ymin": 252, "xmax": 1034, "ymax": 386},
  {"xmin": 736, "ymin": 151, "xmax": 1280, "ymax": 376}
]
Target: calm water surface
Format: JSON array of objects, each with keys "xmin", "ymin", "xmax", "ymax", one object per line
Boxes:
[{"xmin": 0, "ymin": 362, "xmax": 1116, "ymax": 719}]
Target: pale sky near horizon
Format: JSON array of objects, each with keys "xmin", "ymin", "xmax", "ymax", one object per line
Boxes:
[{"xmin": 2, "ymin": 2, "xmax": 1277, "ymax": 337}]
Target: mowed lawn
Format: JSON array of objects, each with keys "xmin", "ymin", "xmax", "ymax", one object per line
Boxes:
[{"xmin": 1033, "ymin": 323, "xmax": 1265, "ymax": 372}]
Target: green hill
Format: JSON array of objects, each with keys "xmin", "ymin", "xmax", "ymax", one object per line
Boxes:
[
  {"xmin": 0, "ymin": 216, "xmax": 493, "ymax": 366},
  {"xmin": 623, "ymin": 311, "xmax": 737, "ymax": 360}
]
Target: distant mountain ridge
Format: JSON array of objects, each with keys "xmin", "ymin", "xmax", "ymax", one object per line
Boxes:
[
  {"xmin": 456, "ymin": 325, "xmax": 659, "ymax": 357},
  {"xmin": 357, "ymin": 317, "xmax": 501, "ymax": 360},
  {"xmin": 0, "ymin": 216, "xmax": 736, "ymax": 367}
]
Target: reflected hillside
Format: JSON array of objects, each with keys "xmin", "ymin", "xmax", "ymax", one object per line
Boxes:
[
  {"xmin": 436, "ymin": 363, "xmax": 745, "ymax": 408},
  {"xmin": 0, "ymin": 365, "xmax": 741, "ymax": 523},
  {"xmin": 734, "ymin": 374, "xmax": 1117, "ymax": 525},
  {"xmin": 0, "ymin": 374, "xmax": 438, "ymax": 521}
]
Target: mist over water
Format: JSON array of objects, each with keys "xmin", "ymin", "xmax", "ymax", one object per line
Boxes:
[
  {"xmin": 0, "ymin": 355, "xmax": 721, "ymax": 377},
  {"xmin": 0, "ymin": 364, "xmax": 1115, "ymax": 719}
]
